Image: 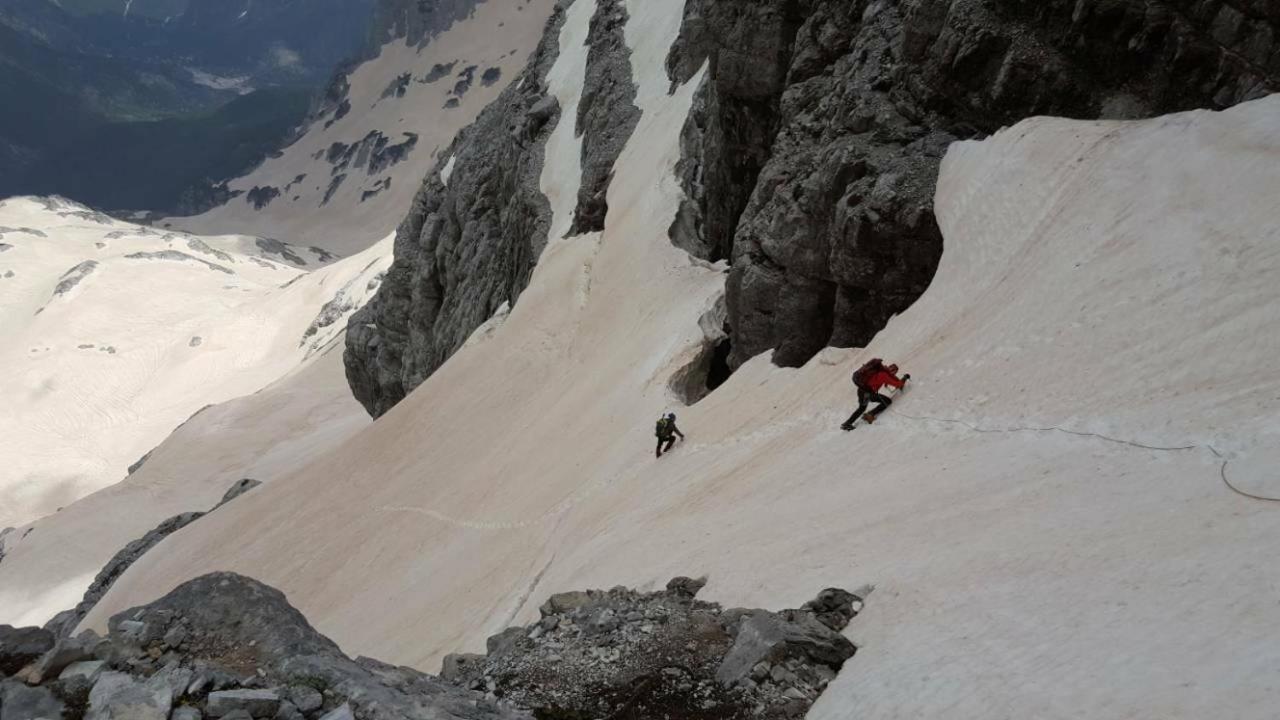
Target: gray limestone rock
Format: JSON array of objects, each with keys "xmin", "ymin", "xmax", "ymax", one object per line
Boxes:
[
  {"xmin": 99, "ymin": 573, "xmax": 525, "ymax": 720},
  {"xmin": 0, "ymin": 626, "xmax": 54, "ymax": 676},
  {"xmin": 205, "ymin": 689, "xmax": 279, "ymax": 718},
  {"xmin": 451, "ymin": 579, "xmax": 859, "ymax": 720},
  {"xmin": 19, "ymin": 632, "xmax": 100, "ymax": 684},
  {"xmin": 714, "ymin": 611, "xmax": 855, "ymax": 687},
  {"xmin": 172, "ymin": 707, "xmax": 203, "ymax": 720},
  {"xmin": 57, "ymin": 660, "xmax": 106, "ymax": 683},
  {"xmin": 85, "ymin": 671, "xmax": 172, "ymax": 720},
  {"xmin": 0, "ymin": 679, "xmax": 64, "ymax": 719},
  {"xmin": 316, "ymin": 705, "xmax": 354, "ymax": 720}
]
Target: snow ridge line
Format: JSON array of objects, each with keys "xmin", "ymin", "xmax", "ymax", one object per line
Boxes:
[{"xmin": 894, "ymin": 411, "xmax": 1280, "ymax": 504}]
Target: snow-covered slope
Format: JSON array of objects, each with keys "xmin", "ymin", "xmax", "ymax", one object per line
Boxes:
[
  {"xmin": 162, "ymin": 0, "xmax": 557, "ymax": 256},
  {"xmin": 0, "ymin": 344, "xmax": 367, "ymax": 628},
  {"xmin": 70, "ymin": 3, "xmax": 1280, "ymax": 716},
  {"xmin": 0, "ymin": 196, "xmax": 389, "ymax": 529}
]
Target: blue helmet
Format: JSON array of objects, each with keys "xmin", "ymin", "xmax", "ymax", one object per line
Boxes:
[{"xmin": 667, "ymin": 413, "xmax": 676, "ymax": 421}]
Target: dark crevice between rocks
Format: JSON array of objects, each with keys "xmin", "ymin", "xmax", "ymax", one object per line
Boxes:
[{"xmin": 443, "ymin": 577, "xmax": 863, "ymax": 720}]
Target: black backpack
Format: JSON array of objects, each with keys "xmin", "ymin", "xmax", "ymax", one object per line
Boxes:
[{"xmin": 852, "ymin": 358, "xmax": 884, "ymax": 387}]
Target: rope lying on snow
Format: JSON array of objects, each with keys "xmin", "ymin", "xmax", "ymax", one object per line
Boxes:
[{"xmin": 890, "ymin": 410, "xmax": 1280, "ymax": 504}]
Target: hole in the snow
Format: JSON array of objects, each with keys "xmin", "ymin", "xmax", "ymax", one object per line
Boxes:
[
  {"xmin": 670, "ymin": 319, "xmax": 735, "ymax": 405},
  {"xmin": 706, "ymin": 332, "xmax": 732, "ymax": 393}
]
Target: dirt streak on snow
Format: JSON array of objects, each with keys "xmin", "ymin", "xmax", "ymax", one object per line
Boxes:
[{"xmin": 63, "ymin": 5, "xmax": 1280, "ymax": 719}]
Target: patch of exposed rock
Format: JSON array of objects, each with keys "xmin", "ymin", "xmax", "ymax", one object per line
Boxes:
[
  {"xmin": 442, "ymin": 577, "xmax": 861, "ymax": 720},
  {"xmin": 2, "ymin": 573, "xmax": 522, "ymax": 720},
  {"xmin": 246, "ymin": 186, "xmax": 282, "ymax": 210},
  {"xmin": 666, "ymin": 0, "xmax": 1280, "ymax": 369}
]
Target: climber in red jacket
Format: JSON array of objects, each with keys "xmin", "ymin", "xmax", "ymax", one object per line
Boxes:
[{"xmin": 841, "ymin": 358, "xmax": 909, "ymax": 430}]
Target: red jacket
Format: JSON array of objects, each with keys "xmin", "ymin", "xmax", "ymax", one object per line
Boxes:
[{"xmin": 864, "ymin": 369, "xmax": 905, "ymax": 392}]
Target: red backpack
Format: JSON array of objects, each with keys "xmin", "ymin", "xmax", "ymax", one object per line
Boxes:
[{"xmin": 852, "ymin": 358, "xmax": 884, "ymax": 387}]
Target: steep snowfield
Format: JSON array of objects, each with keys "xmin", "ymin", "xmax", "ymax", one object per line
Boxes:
[
  {"xmin": 0, "ymin": 196, "xmax": 390, "ymax": 530},
  {"xmin": 9, "ymin": 3, "xmax": 1273, "ymax": 717},
  {"xmin": 0, "ymin": 345, "xmax": 367, "ymax": 627},
  {"xmin": 75, "ymin": 1, "xmax": 1280, "ymax": 714},
  {"xmin": 163, "ymin": 0, "xmax": 557, "ymax": 256}
]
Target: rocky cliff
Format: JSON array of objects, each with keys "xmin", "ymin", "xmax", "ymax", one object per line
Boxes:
[
  {"xmin": 346, "ymin": 0, "xmax": 646, "ymax": 417},
  {"xmin": 345, "ymin": 0, "xmax": 1280, "ymax": 413},
  {"xmin": 668, "ymin": 0, "xmax": 1280, "ymax": 368}
]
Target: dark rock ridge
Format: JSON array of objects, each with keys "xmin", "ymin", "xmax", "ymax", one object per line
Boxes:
[
  {"xmin": 344, "ymin": 1, "xmax": 572, "ymax": 417},
  {"xmin": 666, "ymin": 0, "xmax": 1280, "ymax": 369},
  {"xmin": 441, "ymin": 577, "xmax": 861, "ymax": 719},
  {"xmin": 43, "ymin": 479, "xmax": 262, "ymax": 641},
  {"xmin": 568, "ymin": 0, "xmax": 642, "ymax": 235},
  {"xmin": 3, "ymin": 572, "xmax": 523, "ymax": 720}
]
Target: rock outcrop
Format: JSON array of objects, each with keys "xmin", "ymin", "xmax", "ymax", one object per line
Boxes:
[
  {"xmin": 667, "ymin": 0, "xmax": 1280, "ymax": 368},
  {"xmin": 441, "ymin": 577, "xmax": 861, "ymax": 719},
  {"xmin": 346, "ymin": 0, "xmax": 1280, "ymax": 410},
  {"xmin": 2, "ymin": 573, "xmax": 523, "ymax": 720},
  {"xmin": 345, "ymin": 0, "xmax": 653, "ymax": 416},
  {"xmin": 344, "ymin": 2, "xmax": 569, "ymax": 417},
  {"xmin": 569, "ymin": 0, "xmax": 642, "ymax": 235}
]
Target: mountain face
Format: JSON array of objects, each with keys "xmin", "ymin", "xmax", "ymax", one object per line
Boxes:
[
  {"xmin": 345, "ymin": 0, "xmax": 1280, "ymax": 416},
  {"xmin": 157, "ymin": 0, "xmax": 554, "ymax": 256},
  {"xmin": 0, "ymin": 0, "xmax": 374, "ymax": 212}
]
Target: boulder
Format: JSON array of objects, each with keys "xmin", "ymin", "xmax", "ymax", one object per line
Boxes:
[
  {"xmin": 715, "ymin": 611, "xmax": 855, "ymax": 687},
  {"xmin": 317, "ymin": 704, "xmax": 354, "ymax": 720},
  {"xmin": 0, "ymin": 626, "xmax": 53, "ymax": 677},
  {"xmin": 0, "ymin": 679, "xmax": 64, "ymax": 719},
  {"xmin": 172, "ymin": 708, "xmax": 203, "ymax": 720},
  {"xmin": 665, "ymin": 576, "xmax": 707, "ymax": 598},
  {"xmin": 85, "ymin": 671, "xmax": 172, "ymax": 720},
  {"xmin": 205, "ymin": 689, "xmax": 280, "ymax": 718},
  {"xmin": 282, "ymin": 685, "xmax": 322, "ymax": 714},
  {"xmin": 538, "ymin": 591, "xmax": 593, "ymax": 618},
  {"xmin": 19, "ymin": 632, "xmax": 100, "ymax": 685},
  {"xmin": 438, "ymin": 654, "xmax": 484, "ymax": 684},
  {"xmin": 58, "ymin": 660, "xmax": 106, "ymax": 684},
  {"xmin": 798, "ymin": 588, "xmax": 859, "ymax": 631}
]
